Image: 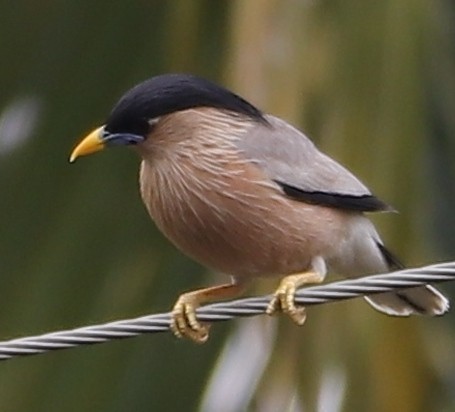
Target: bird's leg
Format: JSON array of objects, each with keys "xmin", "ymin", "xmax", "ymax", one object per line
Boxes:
[
  {"xmin": 266, "ymin": 270, "xmax": 325, "ymax": 325},
  {"xmin": 171, "ymin": 282, "xmax": 245, "ymax": 344}
]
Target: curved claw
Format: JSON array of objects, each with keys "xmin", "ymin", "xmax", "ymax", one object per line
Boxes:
[
  {"xmin": 266, "ymin": 282, "xmax": 307, "ymax": 325},
  {"xmin": 170, "ymin": 297, "xmax": 210, "ymax": 344},
  {"xmin": 266, "ymin": 271, "xmax": 324, "ymax": 325},
  {"xmin": 168, "ymin": 283, "xmax": 244, "ymax": 343}
]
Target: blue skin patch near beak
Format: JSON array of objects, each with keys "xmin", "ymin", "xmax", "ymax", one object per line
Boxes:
[{"xmin": 102, "ymin": 131, "xmax": 145, "ymax": 146}]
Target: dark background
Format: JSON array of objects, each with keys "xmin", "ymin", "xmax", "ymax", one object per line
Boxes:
[{"xmin": 0, "ymin": 1, "xmax": 454, "ymax": 411}]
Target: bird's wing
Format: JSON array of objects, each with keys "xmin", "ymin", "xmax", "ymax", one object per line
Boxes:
[{"xmin": 236, "ymin": 115, "xmax": 391, "ymax": 212}]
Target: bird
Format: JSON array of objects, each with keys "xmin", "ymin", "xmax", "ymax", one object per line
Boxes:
[{"xmin": 70, "ymin": 73, "xmax": 449, "ymax": 343}]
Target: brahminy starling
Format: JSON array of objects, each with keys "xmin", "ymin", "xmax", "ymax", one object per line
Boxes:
[{"xmin": 70, "ymin": 74, "xmax": 449, "ymax": 343}]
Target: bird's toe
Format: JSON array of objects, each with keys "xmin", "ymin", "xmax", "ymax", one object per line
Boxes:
[
  {"xmin": 170, "ymin": 297, "xmax": 209, "ymax": 344},
  {"xmin": 265, "ymin": 295, "xmax": 281, "ymax": 316},
  {"xmin": 286, "ymin": 305, "xmax": 307, "ymax": 325},
  {"xmin": 266, "ymin": 275, "xmax": 309, "ymax": 326}
]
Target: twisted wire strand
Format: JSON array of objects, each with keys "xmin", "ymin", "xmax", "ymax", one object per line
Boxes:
[{"xmin": 0, "ymin": 261, "xmax": 454, "ymax": 361}]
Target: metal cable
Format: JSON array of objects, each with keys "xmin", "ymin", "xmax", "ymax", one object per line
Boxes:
[{"xmin": 0, "ymin": 261, "xmax": 454, "ymax": 361}]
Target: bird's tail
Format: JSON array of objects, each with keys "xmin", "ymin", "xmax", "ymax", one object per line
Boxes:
[{"xmin": 364, "ymin": 243, "xmax": 450, "ymax": 316}]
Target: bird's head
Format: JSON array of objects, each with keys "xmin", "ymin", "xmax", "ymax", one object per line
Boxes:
[{"xmin": 70, "ymin": 73, "xmax": 265, "ymax": 162}]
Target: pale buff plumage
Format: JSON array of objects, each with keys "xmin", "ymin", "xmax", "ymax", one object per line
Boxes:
[
  {"xmin": 70, "ymin": 74, "xmax": 449, "ymax": 343},
  {"xmin": 137, "ymin": 108, "xmax": 448, "ymax": 324},
  {"xmin": 139, "ymin": 108, "xmax": 343, "ymax": 278}
]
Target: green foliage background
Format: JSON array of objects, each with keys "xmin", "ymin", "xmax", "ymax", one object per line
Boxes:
[{"xmin": 0, "ymin": 1, "xmax": 454, "ymax": 411}]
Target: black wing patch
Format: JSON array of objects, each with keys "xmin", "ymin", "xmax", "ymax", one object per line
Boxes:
[
  {"xmin": 376, "ymin": 242, "xmax": 405, "ymax": 270},
  {"xmin": 276, "ymin": 181, "xmax": 392, "ymax": 212},
  {"xmin": 376, "ymin": 242, "xmax": 429, "ymax": 314}
]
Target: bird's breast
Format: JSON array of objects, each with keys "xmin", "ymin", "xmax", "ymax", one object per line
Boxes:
[{"xmin": 139, "ymin": 154, "xmax": 349, "ymax": 278}]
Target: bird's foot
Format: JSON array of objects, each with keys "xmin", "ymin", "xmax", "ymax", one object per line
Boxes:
[
  {"xmin": 170, "ymin": 294, "xmax": 210, "ymax": 344},
  {"xmin": 266, "ymin": 274, "xmax": 307, "ymax": 325},
  {"xmin": 266, "ymin": 271, "xmax": 325, "ymax": 325},
  {"xmin": 169, "ymin": 283, "xmax": 244, "ymax": 344}
]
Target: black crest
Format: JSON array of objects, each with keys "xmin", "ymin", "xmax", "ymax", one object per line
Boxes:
[{"xmin": 105, "ymin": 74, "xmax": 266, "ymax": 136}]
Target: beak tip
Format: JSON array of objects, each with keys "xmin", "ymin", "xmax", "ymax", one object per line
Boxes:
[{"xmin": 69, "ymin": 126, "xmax": 105, "ymax": 164}]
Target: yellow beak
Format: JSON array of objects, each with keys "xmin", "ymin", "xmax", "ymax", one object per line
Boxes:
[{"xmin": 69, "ymin": 126, "xmax": 105, "ymax": 163}]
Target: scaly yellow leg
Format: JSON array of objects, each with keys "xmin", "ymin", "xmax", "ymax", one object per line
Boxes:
[
  {"xmin": 266, "ymin": 271, "xmax": 325, "ymax": 325},
  {"xmin": 171, "ymin": 282, "xmax": 245, "ymax": 344}
]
